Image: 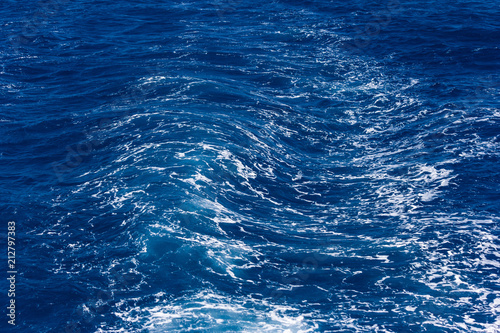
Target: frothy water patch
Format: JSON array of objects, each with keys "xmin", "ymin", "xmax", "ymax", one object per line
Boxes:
[{"xmin": 112, "ymin": 290, "xmax": 317, "ymax": 333}]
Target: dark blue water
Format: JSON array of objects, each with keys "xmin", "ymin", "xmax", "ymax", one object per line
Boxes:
[{"xmin": 1, "ymin": 0, "xmax": 499, "ymax": 332}]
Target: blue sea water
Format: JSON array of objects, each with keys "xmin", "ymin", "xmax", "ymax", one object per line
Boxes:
[{"xmin": 1, "ymin": 0, "xmax": 499, "ymax": 331}]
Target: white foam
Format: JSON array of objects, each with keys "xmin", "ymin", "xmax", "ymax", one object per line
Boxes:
[{"xmin": 113, "ymin": 290, "xmax": 317, "ymax": 333}]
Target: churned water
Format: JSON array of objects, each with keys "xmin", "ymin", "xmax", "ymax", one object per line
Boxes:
[{"xmin": 1, "ymin": 0, "xmax": 499, "ymax": 332}]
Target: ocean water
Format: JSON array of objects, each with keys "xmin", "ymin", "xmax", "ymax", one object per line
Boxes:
[{"xmin": 1, "ymin": 0, "xmax": 499, "ymax": 332}]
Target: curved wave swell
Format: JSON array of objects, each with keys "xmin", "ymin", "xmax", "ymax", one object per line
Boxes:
[{"xmin": 1, "ymin": 0, "xmax": 499, "ymax": 332}]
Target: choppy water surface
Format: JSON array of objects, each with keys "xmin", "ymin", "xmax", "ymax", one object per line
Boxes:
[{"xmin": 1, "ymin": 0, "xmax": 499, "ymax": 332}]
